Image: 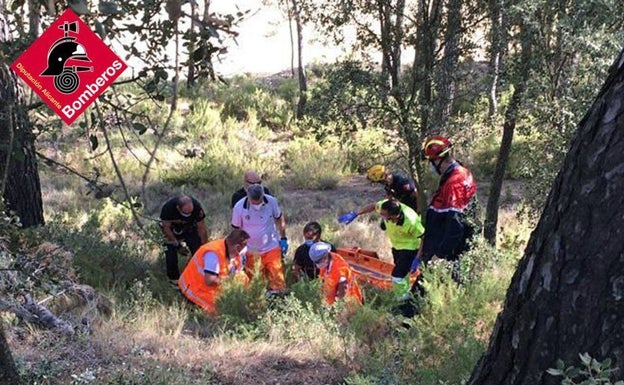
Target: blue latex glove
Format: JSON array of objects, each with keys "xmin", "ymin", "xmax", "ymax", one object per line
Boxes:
[
  {"xmin": 279, "ymin": 237, "xmax": 289, "ymax": 255},
  {"xmin": 410, "ymin": 255, "xmax": 421, "ymax": 273},
  {"xmin": 338, "ymin": 210, "xmax": 358, "ymax": 224}
]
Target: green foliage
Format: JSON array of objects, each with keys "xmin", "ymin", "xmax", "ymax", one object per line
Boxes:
[
  {"xmin": 161, "ymin": 98, "xmax": 283, "ymax": 194},
  {"xmin": 344, "ymin": 127, "xmax": 401, "ymax": 173},
  {"xmin": 216, "ymin": 272, "xmax": 268, "ymax": 325},
  {"xmin": 283, "ymin": 136, "xmax": 347, "ymax": 190},
  {"xmin": 303, "ymin": 61, "xmax": 384, "ymax": 137},
  {"xmin": 211, "ymin": 76, "xmax": 294, "ymax": 130},
  {"xmin": 547, "ymin": 353, "xmax": 624, "ymax": 385}
]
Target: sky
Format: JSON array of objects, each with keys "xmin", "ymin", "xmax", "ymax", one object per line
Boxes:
[{"xmin": 209, "ymin": 0, "xmax": 356, "ymax": 76}]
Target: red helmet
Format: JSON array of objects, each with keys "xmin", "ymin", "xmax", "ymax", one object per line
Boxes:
[{"xmin": 422, "ymin": 135, "xmax": 453, "ymax": 160}]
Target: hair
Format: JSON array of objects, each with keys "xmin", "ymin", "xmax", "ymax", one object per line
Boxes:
[
  {"xmin": 227, "ymin": 229, "xmax": 250, "ymax": 246},
  {"xmin": 177, "ymin": 195, "xmax": 192, "ymax": 206},
  {"xmin": 380, "ymin": 199, "xmax": 401, "ymax": 216},
  {"xmin": 303, "ymin": 221, "xmax": 322, "ymax": 235}
]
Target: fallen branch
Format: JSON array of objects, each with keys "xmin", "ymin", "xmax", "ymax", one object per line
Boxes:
[{"xmin": 0, "ymin": 295, "xmax": 74, "ymax": 335}]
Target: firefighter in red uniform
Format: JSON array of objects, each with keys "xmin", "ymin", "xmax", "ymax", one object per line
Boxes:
[{"xmin": 416, "ymin": 135, "xmax": 477, "ymax": 281}]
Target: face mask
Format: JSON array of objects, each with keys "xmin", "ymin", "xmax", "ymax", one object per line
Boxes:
[
  {"xmin": 315, "ymin": 260, "xmax": 329, "ymax": 269},
  {"xmin": 179, "ymin": 209, "xmax": 192, "ymax": 217},
  {"xmin": 304, "ymin": 240, "xmax": 314, "ymax": 246},
  {"xmin": 251, "ymin": 203, "xmax": 263, "ymax": 211}
]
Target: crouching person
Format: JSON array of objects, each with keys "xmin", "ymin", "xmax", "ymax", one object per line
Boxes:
[
  {"xmin": 178, "ymin": 229, "xmax": 250, "ymax": 314},
  {"xmin": 308, "ymin": 242, "xmax": 363, "ymax": 307}
]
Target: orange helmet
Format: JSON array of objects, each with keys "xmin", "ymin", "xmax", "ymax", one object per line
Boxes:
[{"xmin": 422, "ymin": 135, "xmax": 453, "ymax": 160}]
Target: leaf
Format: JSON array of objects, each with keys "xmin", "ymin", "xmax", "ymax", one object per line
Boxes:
[
  {"xmin": 94, "ymin": 21, "xmax": 106, "ymax": 39},
  {"xmin": 546, "ymin": 368, "xmax": 563, "ymax": 377},
  {"xmin": 556, "ymin": 359, "xmax": 565, "ymax": 370},
  {"xmin": 132, "ymin": 122, "xmax": 147, "ymax": 135},
  {"xmin": 565, "ymin": 367, "xmax": 580, "ymax": 378},
  {"xmin": 89, "ymin": 134, "xmax": 99, "ymax": 150},
  {"xmin": 98, "ymin": 1, "xmax": 120, "ymax": 15},
  {"xmin": 11, "ymin": 0, "xmax": 25, "ymax": 12},
  {"xmin": 580, "ymin": 353, "xmax": 592, "ymax": 367},
  {"xmin": 67, "ymin": 0, "xmax": 89, "ymax": 15}
]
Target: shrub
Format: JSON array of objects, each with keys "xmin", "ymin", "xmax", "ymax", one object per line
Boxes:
[
  {"xmin": 547, "ymin": 353, "xmax": 624, "ymax": 385},
  {"xmin": 215, "ymin": 272, "xmax": 268, "ymax": 325},
  {"xmin": 283, "ymin": 136, "xmax": 346, "ymax": 190}
]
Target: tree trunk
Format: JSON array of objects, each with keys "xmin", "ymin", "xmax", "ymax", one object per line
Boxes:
[
  {"xmin": 0, "ymin": 321, "xmax": 20, "ymax": 385},
  {"xmin": 292, "ymin": 0, "xmax": 307, "ymax": 119},
  {"xmin": 0, "ymin": 7, "xmax": 44, "ymax": 228},
  {"xmin": 433, "ymin": 0, "xmax": 462, "ymax": 128},
  {"xmin": 487, "ymin": 0, "xmax": 503, "ymax": 118},
  {"xmin": 186, "ymin": 0, "xmax": 197, "ymax": 88},
  {"xmin": 483, "ymin": 26, "xmax": 531, "ymax": 245},
  {"xmin": 469, "ymin": 47, "xmax": 624, "ymax": 385}
]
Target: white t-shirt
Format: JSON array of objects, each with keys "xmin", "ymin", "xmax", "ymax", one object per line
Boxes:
[{"xmin": 231, "ymin": 195, "xmax": 282, "ymax": 253}]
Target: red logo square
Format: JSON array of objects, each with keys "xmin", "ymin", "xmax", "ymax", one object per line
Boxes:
[{"xmin": 11, "ymin": 9, "xmax": 127, "ymax": 125}]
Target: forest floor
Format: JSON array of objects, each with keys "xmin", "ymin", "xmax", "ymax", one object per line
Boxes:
[{"xmin": 5, "ymin": 169, "xmax": 528, "ymax": 384}]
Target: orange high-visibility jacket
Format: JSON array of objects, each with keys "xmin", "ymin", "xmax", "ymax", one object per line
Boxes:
[
  {"xmin": 178, "ymin": 238, "xmax": 246, "ymax": 314},
  {"xmin": 319, "ymin": 252, "xmax": 363, "ymax": 305}
]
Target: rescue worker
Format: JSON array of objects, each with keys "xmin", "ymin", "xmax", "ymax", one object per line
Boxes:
[
  {"xmin": 366, "ymin": 164, "xmax": 421, "ymax": 212},
  {"xmin": 231, "ymin": 170, "xmax": 272, "ymax": 208},
  {"xmin": 417, "ymin": 135, "xmax": 477, "ymax": 281},
  {"xmin": 338, "ymin": 198, "xmax": 424, "ymax": 312},
  {"xmin": 178, "ymin": 229, "xmax": 250, "ymax": 314},
  {"xmin": 308, "ymin": 242, "xmax": 363, "ymax": 306},
  {"xmin": 231, "ymin": 184, "xmax": 288, "ymax": 295},
  {"xmin": 293, "ymin": 221, "xmax": 336, "ymax": 280},
  {"xmin": 159, "ymin": 195, "xmax": 208, "ymax": 284}
]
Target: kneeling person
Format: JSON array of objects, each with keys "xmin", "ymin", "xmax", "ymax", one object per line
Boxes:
[
  {"xmin": 178, "ymin": 229, "xmax": 250, "ymax": 314},
  {"xmin": 309, "ymin": 242, "xmax": 363, "ymax": 306}
]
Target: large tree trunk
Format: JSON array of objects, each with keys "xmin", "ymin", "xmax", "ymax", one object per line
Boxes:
[
  {"xmin": 0, "ymin": 321, "xmax": 20, "ymax": 385},
  {"xmin": 469, "ymin": 47, "xmax": 624, "ymax": 385},
  {"xmin": 0, "ymin": 7, "xmax": 44, "ymax": 228}
]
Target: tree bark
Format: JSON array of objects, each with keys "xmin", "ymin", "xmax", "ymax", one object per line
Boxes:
[
  {"xmin": 469, "ymin": 47, "xmax": 624, "ymax": 385},
  {"xmin": 292, "ymin": 0, "xmax": 307, "ymax": 119},
  {"xmin": 0, "ymin": 321, "xmax": 20, "ymax": 385},
  {"xmin": 433, "ymin": 0, "xmax": 462, "ymax": 128},
  {"xmin": 487, "ymin": 0, "xmax": 503, "ymax": 118},
  {"xmin": 0, "ymin": 7, "xmax": 44, "ymax": 228},
  {"xmin": 483, "ymin": 25, "xmax": 531, "ymax": 245}
]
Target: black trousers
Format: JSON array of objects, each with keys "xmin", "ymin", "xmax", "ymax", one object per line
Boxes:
[
  {"xmin": 165, "ymin": 230, "xmax": 202, "ymax": 280},
  {"xmin": 391, "ymin": 248, "xmax": 417, "ymax": 278}
]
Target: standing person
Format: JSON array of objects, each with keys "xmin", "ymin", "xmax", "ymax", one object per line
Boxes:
[
  {"xmin": 231, "ymin": 184, "xmax": 288, "ymax": 294},
  {"xmin": 231, "ymin": 170, "xmax": 272, "ymax": 208},
  {"xmin": 338, "ymin": 198, "xmax": 424, "ymax": 313},
  {"xmin": 420, "ymin": 135, "xmax": 477, "ymax": 280},
  {"xmin": 293, "ymin": 221, "xmax": 336, "ymax": 280},
  {"xmin": 178, "ymin": 229, "xmax": 250, "ymax": 314},
  {"xmin": 308, "ymin": 242, "xmax": 363, "ymax": 306},
  {"xmin": 160, "ymin": 195, "xmax": 208, "ymax": 283},
  {"xmin": 366, "ymin": 164, "xmax": 421, "ymax": 212}
]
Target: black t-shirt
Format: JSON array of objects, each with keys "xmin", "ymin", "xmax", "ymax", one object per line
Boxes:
[
  {"xmin": 293, "ymin": 240, "xmax": 337, "ymax": 279},
  {"xmin": 385, "ymin": 173, "xmax": 418, "ymax": 211},
  {"xmin": 160, "ymin": 196, "xmax": 206, "ymax": 235},
  {"xmin": 230, "ymin": 186, "xmax": 272, "ymax": 208}
]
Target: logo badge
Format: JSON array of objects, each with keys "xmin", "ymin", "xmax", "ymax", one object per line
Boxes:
[{"xmin": 11, "ymin": 9, "xmax": 127, "ymax": 125}]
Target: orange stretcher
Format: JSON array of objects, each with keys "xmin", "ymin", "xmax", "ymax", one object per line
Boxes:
[{"xmin": 336, "ymin": 247, "xmax": 421, "ymax": 290}]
